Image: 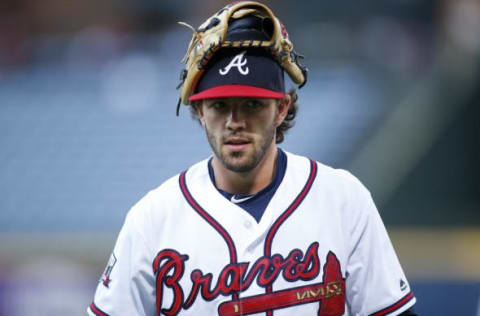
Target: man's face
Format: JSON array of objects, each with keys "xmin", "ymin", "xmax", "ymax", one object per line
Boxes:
[{"xmin": 196, "ymin": 97, "xmax": 287, "ymax": 173}]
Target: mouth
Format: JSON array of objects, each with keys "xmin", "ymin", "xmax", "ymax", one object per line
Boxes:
[{"xmin": 224, "ymin": 137, "xmax": 251, "ymax": 151}]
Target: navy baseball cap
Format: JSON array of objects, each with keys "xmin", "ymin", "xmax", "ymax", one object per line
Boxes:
[{"xmin": 189, "ymin": 48, "xmax": 285, "ymax": 101}]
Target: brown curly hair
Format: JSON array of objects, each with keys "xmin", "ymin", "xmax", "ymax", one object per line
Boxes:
[
  {"xmin": 275, "ymin": 88, "xmax": 298, "ymax": 144},
  {"xmin": 190, "ymin": 88, "xmax": 299, "ymax": 144}
]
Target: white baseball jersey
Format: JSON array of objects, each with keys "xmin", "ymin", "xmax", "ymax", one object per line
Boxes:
[{"xmin": 88, "ymin": 151, "xmax": 416, "ymax": 316}]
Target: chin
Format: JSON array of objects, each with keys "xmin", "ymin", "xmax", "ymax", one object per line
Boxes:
[
  {"xmin": 225, "ymin": 163, "xmax": 256, "ymax": 173},
  {"xmin": 223, "ymin": 155, "xmax": 258, "ymax": 173}
]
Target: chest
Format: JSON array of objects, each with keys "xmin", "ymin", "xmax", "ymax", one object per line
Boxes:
[{"xmin": 151, "ymin": 189, "xmax": 349, "ymax": 316}]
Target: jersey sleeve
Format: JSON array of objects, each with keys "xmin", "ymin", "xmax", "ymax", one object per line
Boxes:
[
  {"xmin": 345, "ymin": 188, "xmax": 416, "ymax": 315},
  {"xmin": 88, "ymin": 205, "xmax": 156, "ymax": 316}
]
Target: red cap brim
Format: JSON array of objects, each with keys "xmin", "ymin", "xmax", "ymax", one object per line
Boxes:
[{"xmin": 189, "ymin": 84, "xmax": 284, "ymax": 101}]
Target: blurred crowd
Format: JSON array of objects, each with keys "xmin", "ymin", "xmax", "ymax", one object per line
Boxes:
[{"xmin": 0, "ymin": 0, "xmax": 479, "ymax": 71}]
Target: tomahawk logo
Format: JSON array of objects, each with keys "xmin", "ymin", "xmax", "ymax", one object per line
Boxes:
[{"xmin": 219, "ymin": 51, "xmax": 249, "ymax": 75}]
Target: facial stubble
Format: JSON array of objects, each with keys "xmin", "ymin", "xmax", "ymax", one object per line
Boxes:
[{"xmin": 205, "ymin": 118, "xmax": 277, "ymax": 173}]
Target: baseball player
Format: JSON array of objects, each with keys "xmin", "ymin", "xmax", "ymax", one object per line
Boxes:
[{"xmin": 88, "ymin": 2, "xmax": 417, "ymax": 315}]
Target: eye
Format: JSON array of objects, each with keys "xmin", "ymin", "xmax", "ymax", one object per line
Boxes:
[
  {"xmin": 209, "ymin": 101, "xmax": 227, "ymax": 111},
  {"xmin": 245, "ymin": 100, "xmax": 264, "ymax": 110}
]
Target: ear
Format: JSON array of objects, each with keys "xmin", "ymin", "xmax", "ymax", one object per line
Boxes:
[{"xmin": 275, "ymin": 93, "xmax": 291, "ymax": 127}]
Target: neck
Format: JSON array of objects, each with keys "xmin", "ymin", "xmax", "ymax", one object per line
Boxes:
[{"xmin": 212, "ymin": 145, "xmax": 278, "ymax": 195}]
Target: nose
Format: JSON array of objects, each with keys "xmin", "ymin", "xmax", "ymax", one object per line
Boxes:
[{"xmin": 225, "ymin": 105, "xmax": 246, "ymax": 131}]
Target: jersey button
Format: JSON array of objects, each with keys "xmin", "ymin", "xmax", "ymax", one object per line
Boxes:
[{"xmin": 244, "ymin": 221, "xmax": 252, "ymax": 228}]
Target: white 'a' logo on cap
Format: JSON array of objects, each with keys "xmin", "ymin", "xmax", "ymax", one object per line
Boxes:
[{"xmin": 219, "ymin": 51, "xmax": 249, "ymax": 76}]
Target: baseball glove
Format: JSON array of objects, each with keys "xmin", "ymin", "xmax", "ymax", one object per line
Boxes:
[{"xmin": 176, "ymin": 1, "xmax": 307, "ymax": 112}]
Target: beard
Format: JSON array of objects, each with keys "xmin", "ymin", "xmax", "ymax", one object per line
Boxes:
[{"xmin": 205, "ymin": 123, "xmax": 277, "ymax": 173}]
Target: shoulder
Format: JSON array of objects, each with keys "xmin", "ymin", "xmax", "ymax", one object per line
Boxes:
[
  {"xmin": 317, "ymin": 162, "xmax": 369, "ymax": 198},
  {"xmin": 125, "ymin": 158, "xmax": 211, "ymax": 225},
  {"xmin": 285, "ymin": 151, "xmax": 381, "ymax": 238},
  {"xmin": 285, "ymin": 150, "xmax": 369, "ymax": 196},
  {"xmin": 284, "ymin": 150, "xmax": 374, "ymax": 224}
]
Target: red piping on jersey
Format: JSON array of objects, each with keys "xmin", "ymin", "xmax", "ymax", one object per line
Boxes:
[
  {"xmin": 179, "ymin": 170, "xmax": 239, "ymax": 301},
  {"xmin": 264, "ymin": 159, "xmax": 318, "ymax": 316},
  {"xmin": 370, "ymin": 291, "xmax": 415, "ymax": 316},
  {"xmin": 89, "ymin": 302, "xmax": 109, "ymax": 316}
]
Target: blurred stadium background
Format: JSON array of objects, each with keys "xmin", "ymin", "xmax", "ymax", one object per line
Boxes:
[{"xmin": 0, "ymin": 0, "xmax": 479, "ymax": 315}]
